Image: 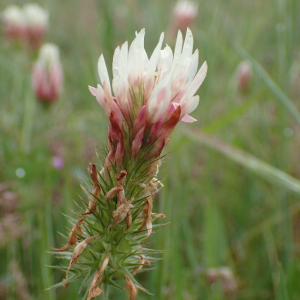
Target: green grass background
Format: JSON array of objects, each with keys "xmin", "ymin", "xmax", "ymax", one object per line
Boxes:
[{"xmin": 1, "ymin": 0, "xmax": 300, "ymax": 299}]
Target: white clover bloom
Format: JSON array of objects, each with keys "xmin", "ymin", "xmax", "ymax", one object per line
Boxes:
[
  {"xmin": 32, "ymin": 43, "xmax": 63, "ymax": 102},
  {"xmin": 1, "ymin": 5, "xmax": 26, "ymax": 40},
  {"xmin": 89, "ymin": 28, "xmax": 207, "ymax": 160},
  {"xmin": 23, "ymin": 4, "xmax": 48, "ymax": 28},
  {"xmin": 173, "ymin": 0, "xmax": 198, "ymax": 32},
  {"xmin": 90, "ymin": 28, "xmax": 206, "ymax": 122},
  {"xmin": 23, "ymin": 4, "xmax": 48, "ymax": 47}
]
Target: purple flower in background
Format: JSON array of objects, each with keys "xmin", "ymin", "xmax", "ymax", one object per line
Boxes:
[{"xmin": 52, "ymin": 156, "xmax": 64, "ymax": 170}]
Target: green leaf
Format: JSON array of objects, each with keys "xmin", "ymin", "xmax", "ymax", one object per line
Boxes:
[{"xmin": 277, "ymin": 263, "xmax": 290, "ymax": 300}]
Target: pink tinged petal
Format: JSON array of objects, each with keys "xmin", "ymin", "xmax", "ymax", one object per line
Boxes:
[
  {"xmin": 164, "ymin": 102, "xmax": 178, "ymax": 119},
  {"xmin": 98, "ymin": 54, "xmax": 112, "ymax": 94},
  {"xmin": 181, "ymin": 114, "xmax": 197, "ymax": 122},
  {"xmin": 157, "ymin": 88, "xmax": 166, "ymax": 104},
  {"xmin": 96, "ymin": 84, "xmax": 111, "ymax": 118},
  {"xmin": 88, "ymin": 86, "xmax": 97, "ymax": 96},
  {"xmin": 148, "ymin": 106, "xmax": 181, "ymax": 157},
  {"xmin": 147, "ymin": 86, "xmax": 170, "ymax": 124},
  {"xmin": 180, "ymin": 115, "xmax": 197, "ymax": 123},
  {"xmin": 108, "ymin": 119, "xmax": 120, "ymax": 143},
  {"xmin": 132, "ymin": 105, "xmax": 146, "ymax": 138},
  {"xmin": 173, "ymin": 89, "xmax": 186, "ymax": 103},
  {"xmin": 131, "ymin": 126, "xmax": 144, "ymax": 159},
  {"xmin": 149, "ymin": 116, "xmax": 164, "ymax": 141},
  {"xmin": 115, "ymin": 141, "xmax": 124, "ymax": 169},
  {"xmin": 148, "ymin": 100, "xmax": 163, "ymax": 122},
  {"xmin": 147, "ymin": 71, "xmax": 173, "ymax": 123},
  {"xmin": 160, "ymin": 105, "xmax": 181, "ymax": 140},
  {"xmin": 108, "ymin": 114, "xmax": 124, "ymax": 169},
  {"xmin": 103, "ymin": 82, "xmax": 124, "ymax": 126}
]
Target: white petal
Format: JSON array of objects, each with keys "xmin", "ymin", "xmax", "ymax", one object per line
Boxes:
[
  {"xmin": 184, "ymin": 49, "xmax": 199, "ymax": 84},
  {"xmin": 185, "ymin": 61, "xmax": 208, "ymax": 98},
  {"xmin": 112, "ymin": 46, "xmax": 120, "ymax": 78},
  {"xmin": 128, "ymin": 29, "xmax": 146, "ymax": 83},
  {"xmin": 146, "ymin": 32, "xmax": 164, "ymax": 79},
  {"xmin": 181, "ymin": 28, "xmax": 193, "ymax": 61},
  {"xmin": 158, "ymin": 45, "xmax": 173, "ymax": 78},
  {"xmin": 173, "ymin": 30, "xmax": 183, "ymax": 64},
  {"xmin": 98, "ymin": 55, "xmax": 111, "ymax": 94},
  {"xmin": 183, "ymin": 95, "xmax": 199, "ymax": 115},
  {"xmin": 119, "ymin": 42, "xmax": 128, "ymax": 80}
]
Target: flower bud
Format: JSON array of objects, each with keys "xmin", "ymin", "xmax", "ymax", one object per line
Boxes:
[
  {"xmin": 236, "ymin": 60, "xmax": 252, "ymax": 93},
  {"xmin": 32, "ymin": 43, "xmax": 63, "ymax": 103},
  {"xmin": 1, "ymin": 5, "xmax": 26, "ymax": 41},
  {"xmin": 23, "ymin": 4, "xmax": 48, "ymax": 48},
  {"xmin": 173, "ymin": 1, "xmax": 198, "ymax": 33}
]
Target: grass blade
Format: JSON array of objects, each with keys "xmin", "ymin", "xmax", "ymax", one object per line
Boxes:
[
  {"xmin": 236, "ymin": 45, "xmax": 300, "ymax": 126},
  {"xmin": 181, "ymin": 126, "xmax": 300, "ymax": 196}
]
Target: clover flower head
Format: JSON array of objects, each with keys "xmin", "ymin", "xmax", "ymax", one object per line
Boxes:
[
  {"xmin": 1, "ymin": 5, "xmax": 26, "ymax": 40},
  {"xmin": 23, "ymin": 3, "xmax": 48, "ymax": 47},
  {"xmin": 32, "ymin": 43, "xmax": 63, "ymax": 103},
  {"xmin": 89, "ymin": 28, "xmax": 207, "ymax": 164},
  {"xmin": 173, "ymin": 0, "xmax": 198, "ymax": 32}
]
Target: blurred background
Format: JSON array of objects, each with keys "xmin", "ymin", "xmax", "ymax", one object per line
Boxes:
[{"xmin": 1, "ymin": 0, "xmax": 300, "ymax": 299}]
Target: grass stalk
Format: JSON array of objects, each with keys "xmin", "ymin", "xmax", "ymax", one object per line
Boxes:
[
  {"xmin": 181, "ymin": 127, "xmax": 300, "ymax": 196},
  {"xmin": 236, "ymin": 45, "xmax": 300, "ymax": 127}
]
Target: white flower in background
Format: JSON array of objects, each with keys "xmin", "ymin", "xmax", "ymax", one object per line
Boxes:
[
  {"xmin": 173, "ymin": 0, "xmax": 198, "ymax": 33},
  {"xmin": 23, "ymin": 3, "xmax": 48, "ymax": 47},
  {"xmin": 32, "ymin": 43, "xmax": 63, "ymax": 103},
  {"xmin": 1, "ymin": 5, "xmax": 26, "ymax": 40}
]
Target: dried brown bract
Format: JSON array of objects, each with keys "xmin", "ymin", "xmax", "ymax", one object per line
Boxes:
[
  {"xmin": 55, "ymin": 217, "xmax": 85, "ymax": 252},
  {"xmin": 66, "ymin": 235, "xmax": 99, "ymax": 280},
  {"xmin": 87, "ymin": 253, "xmax": 110, "ymax": 300},
  {"xmin": 125, "ymin": 275, "xmax": 138, "ymax": 300}
]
